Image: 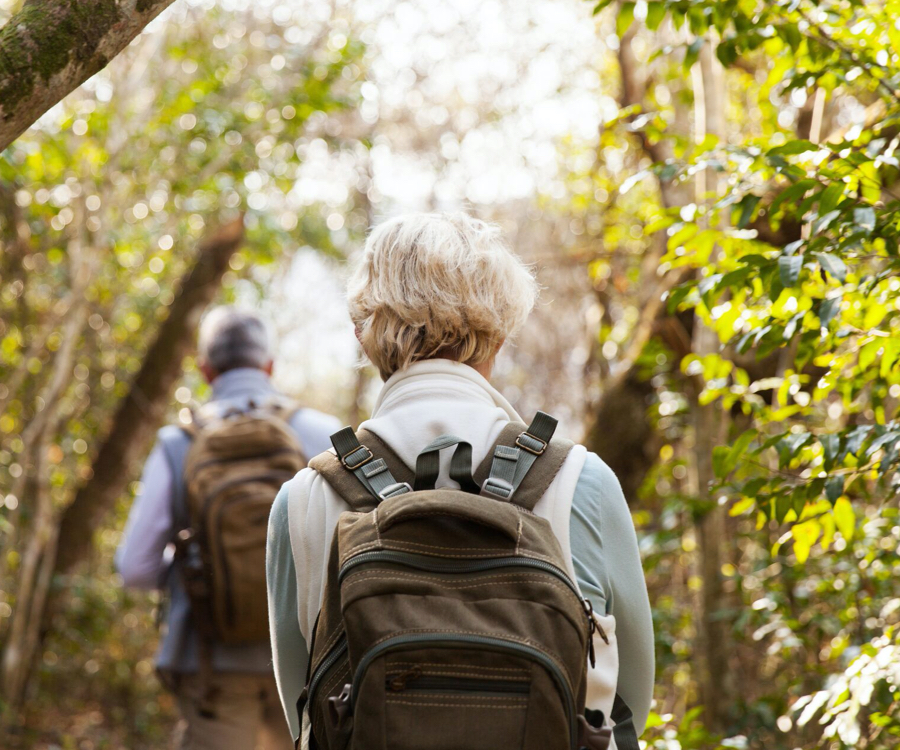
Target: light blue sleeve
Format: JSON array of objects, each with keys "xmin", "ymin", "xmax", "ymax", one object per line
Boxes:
[
  {"xmin": 115, "ymin": 443, "xmax": 174, "ymax": 589},
  {"xmin": 570, "ymin": 452, "xmax": 654, "ymax": 735},
  {"xmin": 290, "ymin": 408, "xmax": 343, "ymax": 458},
  {"xmin": 267, "ymin": 485, "xmax": 308, "ymax": 742}
]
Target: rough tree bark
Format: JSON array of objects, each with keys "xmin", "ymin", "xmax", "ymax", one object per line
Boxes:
[
  {"xmin": 54, "ymin": 217, "xmax": 244, "ymax": 574},
  {"xmin": 0, "ymin": 218, "xmax": 243, "ymax": 714},
  {"xmin": 0, "ymin": 0, "xmax": 177, "ymax": 151},
  {"xmin": 583, "ymin": 18, "xmax": 693, "ymax": 496}
]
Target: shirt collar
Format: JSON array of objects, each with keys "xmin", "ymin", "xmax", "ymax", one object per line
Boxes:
[{"xmin": 209, "ymin": 367, "xmax": 275, "ymax": 401}]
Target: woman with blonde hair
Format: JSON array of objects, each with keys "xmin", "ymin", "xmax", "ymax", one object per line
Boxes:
[{"xmin": 266, "ymin": 212, "xmax": 653, "ymax": 750}]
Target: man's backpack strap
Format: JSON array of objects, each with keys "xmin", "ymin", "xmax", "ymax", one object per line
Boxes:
[
  {"xmin": 475, "ymin": 412, "xmax": 574, "ymax": 511},
  {"xmin": 308, "ymin": 428, "xmax": 414, "ymax": 511},
  {"xmin": 156, "ymin": 424, "xmax": 194, "ymax": 536}
]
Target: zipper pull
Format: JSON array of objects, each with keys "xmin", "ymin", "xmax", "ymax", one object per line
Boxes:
[
  {"xmin": 389, "ymin": 665, "xmax": 422, "ymax": 692},
  {"xmin": 582, "ymin": 599, "xmax": 597, "ymax": 668},
  {"xmin": 583, "ymin": 598, "xmax": 610, "ymax": 645}
]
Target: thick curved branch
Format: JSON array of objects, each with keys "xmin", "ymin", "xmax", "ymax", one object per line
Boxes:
[
  {"xmin": 53, "ymin": 217, "xmax": 244, "ymax": 574},
  {"xmin": 0, "ymin": 0, "xmax": 176, "ymax": 151}
]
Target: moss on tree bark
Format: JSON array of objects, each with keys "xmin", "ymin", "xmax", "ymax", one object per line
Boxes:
[{"xmin": 0, "ymin": 0, "xmax": 177, "ymax": 151}]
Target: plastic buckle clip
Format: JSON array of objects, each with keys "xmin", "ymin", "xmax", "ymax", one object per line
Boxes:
[
  {"xmin": 378, "ymin": 482, "xmax": 413, "ymax": 500},
  {"xmin": 482, "ymin": 477, "xmax": 514, "ymax": 499},
  {"xmin": 342, "ymin": 445, "xmax": 374, "ymax": 470}
]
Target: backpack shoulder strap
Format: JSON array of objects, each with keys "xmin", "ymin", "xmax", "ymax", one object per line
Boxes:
[
  {"xmin": 156, "ymin": 424, "xmax": 194, "ymax": 532},
  {"xmin": 474, "ymin": 412, "xmax": 574, "ymax": 511},
  {"xmin": 261, "ymin": 395, "xmax": 302, "ymax": 423},
  {"xmin": 307, "ymin": 427, "xmax": 414, "ymax": 512}
]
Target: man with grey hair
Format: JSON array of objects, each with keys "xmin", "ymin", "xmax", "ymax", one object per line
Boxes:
[{"xmin": 117, "ymin": 305, "xmax": 340, "ymax": 750}]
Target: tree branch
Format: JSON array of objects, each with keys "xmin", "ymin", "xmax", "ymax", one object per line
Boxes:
[
  {"xmin": 53, "ymin": 217, "xmax": 244, "ymax": 574},
  {"xmin": 0, "ymin": 0, "xmax": 177, "ymax": 151}
]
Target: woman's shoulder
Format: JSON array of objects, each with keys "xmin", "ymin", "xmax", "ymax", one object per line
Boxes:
[
  {"xmin": 571, "ymin": 449, "xmax": 627, "ymax": 513},
  {"xmin": 575, "ymin": 450, "xmax": 621, "ymax": 486}
]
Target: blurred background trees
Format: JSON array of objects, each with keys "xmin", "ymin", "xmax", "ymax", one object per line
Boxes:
[{"xmin": 1, "ymin": 0, "xmax": 899, "ymax": 748}]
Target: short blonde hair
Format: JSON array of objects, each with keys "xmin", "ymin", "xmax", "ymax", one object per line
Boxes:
[{"xmin": 348, "ymin": 212, "xmax": 538, "ymax": 379}]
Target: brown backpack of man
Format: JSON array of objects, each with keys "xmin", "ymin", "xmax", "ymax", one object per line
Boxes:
[
  {"xmin": 297, "ymin": 413, "xmax": 637, "ymax": 750},
  {"xmin": 175, "ymin": 398, "xmax": 306, "ymax": 648}
]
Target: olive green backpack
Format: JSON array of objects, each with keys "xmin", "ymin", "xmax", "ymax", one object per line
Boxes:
[
  {"xmin": 298, "ymin": 412, "xmax": 637, "ymax": 750},
  {"xmin": 175, "ymin": 398, "xmax": 306, "ymax": 647}
]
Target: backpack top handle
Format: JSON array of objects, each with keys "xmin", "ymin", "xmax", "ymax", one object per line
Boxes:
[{"xmin": 413, "ymin": 435, "xmax": 479, "ymax": 494}]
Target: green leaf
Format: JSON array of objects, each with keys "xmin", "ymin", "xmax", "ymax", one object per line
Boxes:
[
  {"xmin": 818, "ymin": 183, "xmax": 845, "ymax": 216},
  {"xmin": 813, "ymin": 210, "xmax": 840, "ymax": 235},
  {"xmin": 778, "ymin": 22, "xmax": 802, "ymax": 52},
  {"xmin": 833, "ymin": 497, "xmax": 854, "ymax": 540},
  {"xmin": 736, "ymin": 194, "xmax": 761, "ymax": 229},
  {"xmin": 767, "ymin": 140, "xmax": 817, "ymax": 157},
  {"xmin": 683, "ymin": 36, "xmax": 704, "ymax": 68},
  {"xmin": 728, "ymin": 429, "xmax": 757, "ymax": 469},
  {"xmin": 880, "ymin": 338, "xmax": 900, "ymax": 377},
  {"xmin": 646, "ymin": 2, "xmax": 666, "ymax": 30},
  {"xmin": 859, "ymin": 340, "xmax": 881, "ymax": 372},
  {"xmin": 593, "ymin": 0, "xmax": 615, "ymax": 14},
  {"xmin": 854, "ymin": 206, "xmax": 876, "ymax": 234},
  {"xmin": 845, "ymin": 425, "xmax": 872, "ymax": 456},
  {"xmin": 818, "ymin": 296, "xmax": 842, "ymax": 327},
  {"xmin": 769, "ymin": 178, "xmax": 816, "ymax": 216},
  {"xmin": 778, "ymin": 255, "xmax": 803, "ymax": 286},
  {"xmin": 815, "ymin": 252, "xmax": 847, "ymax": 282},
  {"xmin": 820, "ymin": 434, "xmax": 841, "ymax": 469},
  {"xmin": 825, "ymin": 475, "xmax": 844, "ymax": 505},
  {"xmin": 617, "ymin": 2, "xmax": 636, "ymax": 36},
  {"xmin": 712, "ymin": 445, "xmax": 731, "ymax": 479},
  {"xmin": 778, "ymin": 431, "xmax": 812, "ymax": 466}
]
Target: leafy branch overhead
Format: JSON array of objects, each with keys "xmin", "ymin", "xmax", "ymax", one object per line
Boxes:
[{"xmin": 608, "ymin": 0, "xmax": 900, "ymax": 538}]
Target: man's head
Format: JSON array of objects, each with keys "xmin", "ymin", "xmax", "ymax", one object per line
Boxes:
[{"xmin": 197, "ymin": 306, "xmax": 273, "ymax": 382}]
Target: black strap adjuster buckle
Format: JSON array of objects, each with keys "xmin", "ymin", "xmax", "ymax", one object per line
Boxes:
[
  {"xmin": 516, "ymin": 432, "xmax": 547, "ymax": 455},
  {"xmin": 341, "ymin": 445, "xmax": 374, "ymax": 470}
]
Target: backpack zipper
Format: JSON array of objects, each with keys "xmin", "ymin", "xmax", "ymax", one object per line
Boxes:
[
  {"xmin": 387, "ymin": 668, "xmax": 530, "ymax": 696},
  {"xmin": 306, "ymin": 634, "xmax": 348, "ymax": 727},
  {"xmin": 350, "ymin": 632, "xmax": 578, "ymax": 750},
  {"xmin": 339, "ymin": 551, "xmax": 579, "ymax": 597},
  {"xmin": 338, "ymin": 550, "xmax": 605, "ymax": 663}
]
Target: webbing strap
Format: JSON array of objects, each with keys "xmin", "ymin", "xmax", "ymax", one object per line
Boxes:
[
  {"xmin": 610, "ymin": 693, "xmax": 640, "ymax": 750},
  {"xmin": 330, "ymin": 427, "xmax": 411, "ymax": 502},
  {"xmin": 414, "ymin": 435, "xmax": 479, "ymax": 493},
  {"xmin": 482, "ymin": 411, "xmax": 558, "ymax": 500}
]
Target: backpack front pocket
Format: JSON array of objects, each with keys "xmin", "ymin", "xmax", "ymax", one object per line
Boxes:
[
  {"xmin": 349, "ymin": 635, "xmax": 576, "ymax": 750},
  {"xmin": 384, "ymin": 673, "xmax": 529, "ymax": 750}
]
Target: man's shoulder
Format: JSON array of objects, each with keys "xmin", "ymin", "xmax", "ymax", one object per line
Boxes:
[
  {"xmin": 288, "ymin": 406, "xmax": 342, "ymax": 436},
  {"xmin": 156, "ymin": 423, "xmax": 192, "ymax": 453}
]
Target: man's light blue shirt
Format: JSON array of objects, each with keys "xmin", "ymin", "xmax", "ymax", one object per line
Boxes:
[{"xmin": 116, "ymin": 367, "xmax": 341, "ymax": 673}]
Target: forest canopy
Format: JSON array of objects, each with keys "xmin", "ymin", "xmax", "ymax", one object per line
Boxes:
[{"xmin": 1, "ymin": 0, "xmax": 900, "ymax": 748}]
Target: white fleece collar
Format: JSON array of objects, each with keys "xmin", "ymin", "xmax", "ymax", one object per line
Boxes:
[{"xmin": 359, "ymin": 359, "xmax": 523, "ymax": 476}]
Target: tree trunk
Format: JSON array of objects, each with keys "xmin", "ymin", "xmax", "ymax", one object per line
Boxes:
[
  {"xmin": 0, "ymin": 0, "xmax": 177, "ymax": 151},
  {"xmin": 582, "ymin": 12, "xmax": 693, "ymax": 493},
  {"xmin": 689, "ymin": 41, "xmax": 731, "ymax": 732},
  {"xmin": 54, "ymin": 217, "xmax": 244, "ymax": 574},
  {"xmin": 0, "ymin": 218, "xmax": 243, "ymax": 715}
]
